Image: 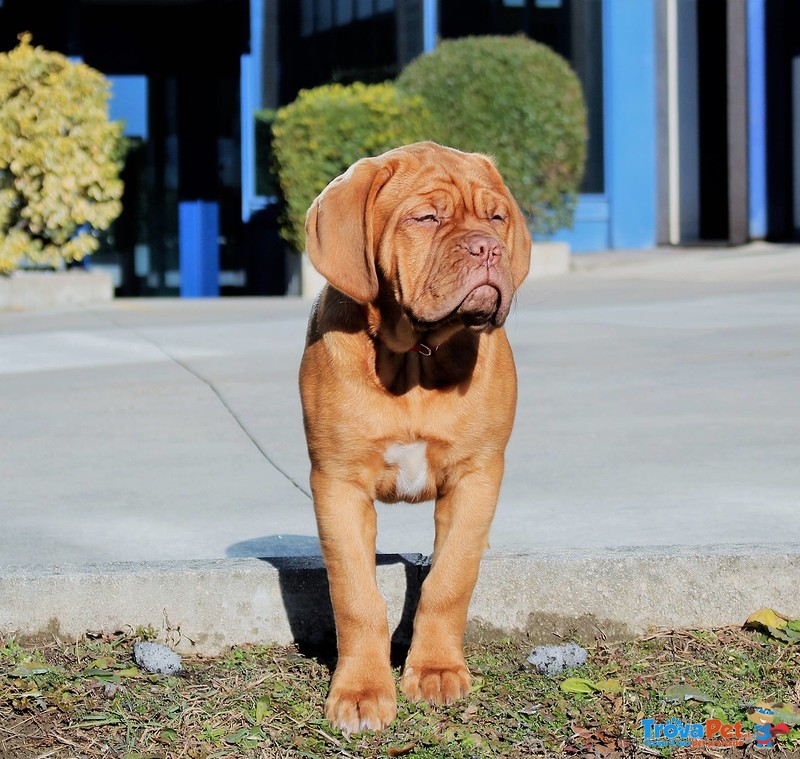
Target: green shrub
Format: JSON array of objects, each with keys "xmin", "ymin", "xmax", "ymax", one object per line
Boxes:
[
  {"xmin": 271, "ymin": 82, "xmax": 431, "ymax": 252},
  {"xmin": 0, "ymin": 33, "xmax": 124, "ymax": 274},
  {"xmin": 397, "ymin": 35, "xmax": 587, "ymax": 237}
]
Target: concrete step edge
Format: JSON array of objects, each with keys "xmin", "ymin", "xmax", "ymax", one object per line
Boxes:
[{"xmin": 1, "ymin": 544, "xmax": 797, "ymax": 655}]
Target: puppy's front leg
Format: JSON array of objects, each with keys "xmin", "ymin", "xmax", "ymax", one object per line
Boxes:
[
  {"xmin": 400, "ymin": 457, "xmax": 503, "ymax": 705},
  {"xmin": 311, "ymin": 471, "xmax": 396, "ymax": 734}
]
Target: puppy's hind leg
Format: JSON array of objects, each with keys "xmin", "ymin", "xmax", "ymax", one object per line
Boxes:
[{"xmin": 311, "ymin": 472, "xmax": 397, "ymax": 734}]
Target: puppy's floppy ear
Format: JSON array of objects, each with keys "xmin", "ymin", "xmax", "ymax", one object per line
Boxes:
[
  {"xmin": 304, "ymin": 157, "xmax": 392, "ymax": 304},
  {"xmin": 508, "ymin": 199, "xmax": 532, "ymax": 289}
]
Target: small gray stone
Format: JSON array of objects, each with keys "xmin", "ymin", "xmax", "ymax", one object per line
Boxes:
[
  {"xmin": 527, "ymin": 642, "xmax": 588, "ymax": 676},
  {"xmin": 133, "ymin": 642, "xmax": 183, "ymax": 675}
]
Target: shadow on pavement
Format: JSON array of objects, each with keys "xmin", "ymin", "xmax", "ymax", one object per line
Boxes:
[{"xmin": 228, "ymin": 537, "xmax": 431, "ymax": 670}]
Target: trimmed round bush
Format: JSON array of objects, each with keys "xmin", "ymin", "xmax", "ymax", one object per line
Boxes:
[
  {"xmin": 271, "ymin": 82, "xmax": 431, "ymax": 252},
  {"xmin": 397, "ymin": 35, "xmax": 587, "ymax": 237},
  {"xmin": 0, "ymin": 34, "xmax": 124, "ymax": 274}
]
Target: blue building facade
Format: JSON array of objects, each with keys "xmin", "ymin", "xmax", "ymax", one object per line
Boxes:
[
  {"xmin": 249, "ymin": 0, "xmax": 659, "ymax": 255},
  {"xmin": 251, "ymin": 0, "xmax": 800, "ymax": 253},
  {"xmin": 258, "ymin": 0, "xmax": 777, "ymax": 256},
  {"xmin": 0, "ymin": 0, "xmax": 793, "ymax": 297}
]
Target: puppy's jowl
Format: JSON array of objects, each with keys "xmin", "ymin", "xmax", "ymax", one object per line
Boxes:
[{"xmin": 299, "ymin": 141, "xmax": 531, "ymax": 734}]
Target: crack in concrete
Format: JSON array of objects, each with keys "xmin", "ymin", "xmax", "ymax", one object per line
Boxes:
[
  {"xmin": 90, "ymin": 310, "xmax": 312, "ymax": 501},
  {"xmin": 166, "ymin": 353, "xmax": 312, "ymax": 501}
]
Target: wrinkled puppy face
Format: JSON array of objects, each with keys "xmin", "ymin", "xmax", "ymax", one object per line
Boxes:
[
  {"xmin": 372, "ymin": 145, "xmax": 530, "ymax": 330},
  {"xmin": 304, "ymin": 142, "xmax": 531, "ymax": 330}
]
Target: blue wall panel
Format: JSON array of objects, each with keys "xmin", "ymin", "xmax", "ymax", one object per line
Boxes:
[
  {"xmin": 552, "ymin": 0, "xmax": 657, "ymax": 253},
  {"xmin": 604, "ymin": 0, "xmax": 657, "ymax": 249},
  {"xmin": 550, "ymin": 195, "xmax": 610, "ymax": 252},
  {"xmin": 242, "ymin": 0, "xmax": 269, "ymax": 222},
  {"xmin": 747, "ymin": 0, "xmax": 767, "ymax": 240},
  {"xmin": 108, "ymin": 76, "xmax": 148, "ymax": 139}
]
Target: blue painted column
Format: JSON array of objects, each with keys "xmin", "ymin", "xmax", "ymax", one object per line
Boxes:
[
  {"xmin": 604, "ymin": 0, "xmax": 657, "ymax": 249},
  {"xmin": 423, "ymin": 0, "xmax": 438, "ymax": 52},
  {"xmin": 179, "ymin": 201, "xmax": 220, "ymax": 297},
  {"xmin": 241, "ymin": 0, "xmax": 268, "ymax": 223},
  {"xmin": 747, "ymin": 0, "xmax": 767, "ymax": 239}
]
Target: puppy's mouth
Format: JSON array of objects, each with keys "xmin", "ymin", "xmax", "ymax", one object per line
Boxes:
[
  {"xmin": 406, "ymin": 284, "xmax": 503, "ymax": 333},
  {"xmin": 456, "ymin": 284, "xmax": 501, "ymax": 328}
]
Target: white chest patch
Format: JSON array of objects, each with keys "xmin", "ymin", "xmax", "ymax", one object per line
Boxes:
[{"xmin": 384, "ymin": 442, "xmax": 429, "ymax": 500}]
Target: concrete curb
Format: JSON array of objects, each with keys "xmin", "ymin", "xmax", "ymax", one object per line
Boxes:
[
  {"xmin": 0, "ymin": 270, "xmax": 113, "ymax": 310},
  {"xmin": 529, "ymin": 241, "xmax": 571, "ymax": 278},
  {"xmin": 2, "ymin": 544, "xmax": 797, "ymax": 655}
]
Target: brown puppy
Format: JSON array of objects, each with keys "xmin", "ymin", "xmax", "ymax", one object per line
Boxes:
[{"xmin": 299, "ymin": 141, "xmax": 531, "ymax": 734}]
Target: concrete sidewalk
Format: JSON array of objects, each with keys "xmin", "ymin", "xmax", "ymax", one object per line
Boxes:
[{"xmin": 1, "ymin": 244, "xmax": 799, "ymax": 650}]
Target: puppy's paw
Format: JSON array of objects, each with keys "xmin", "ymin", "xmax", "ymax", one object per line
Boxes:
[
  {"xmin": 400, "ymin": 659, "xmax": 471, "ymax": 705},
  {"xmin": 325, "ymin": 672, "xmax": 397, "ymax": 735}
]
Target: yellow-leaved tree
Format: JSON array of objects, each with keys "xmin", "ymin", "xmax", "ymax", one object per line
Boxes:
[{"xmin": 0, "ymin": 33, "xmax": 124, "ymax": 274}]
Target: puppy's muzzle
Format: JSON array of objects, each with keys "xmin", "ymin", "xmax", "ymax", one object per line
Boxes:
[{"xmin": 463, "ymin": 234, "xmax": 501, "ymax": 269}]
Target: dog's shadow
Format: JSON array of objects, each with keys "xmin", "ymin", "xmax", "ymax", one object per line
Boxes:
[{"xmin": 227, "ymin": 535, "xmax": 430, "ymax": 670}]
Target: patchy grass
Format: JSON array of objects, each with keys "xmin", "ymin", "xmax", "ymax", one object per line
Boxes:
[{"xmin": 1, "ymin": 623, "xmax": 799, "ymax": 758}]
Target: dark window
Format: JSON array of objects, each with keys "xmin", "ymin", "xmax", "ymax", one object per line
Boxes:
[
  {"xmin": 279, "ymin": 0, "xmax": 399, "ymax": 104},
  {"xmin": 439, "ymin": 0, "xmax": 605, "ymax": 194}
]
